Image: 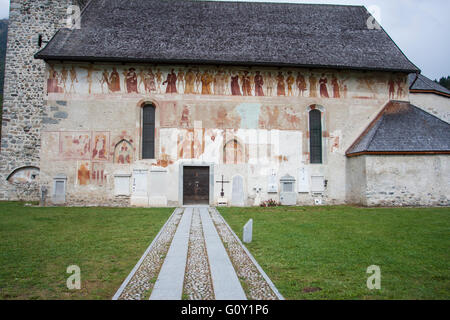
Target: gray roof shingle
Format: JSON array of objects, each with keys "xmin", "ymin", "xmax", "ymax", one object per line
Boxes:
[
  {"xmin": 409, "ymin": 73, "xmax": 450, "ymax": 96},
  {"xmin": 36, "ymin": 0, "xmax": 419, "ymax": 73},
  {"xmin": 346, "ymin": 101, "xmax": 450, "ymax": 156}
]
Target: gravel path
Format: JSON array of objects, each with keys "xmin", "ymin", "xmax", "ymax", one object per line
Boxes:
[
  {"xmin": 209, "ymin": 208, "xmax": 280, "ymax": 300},
  {"xmin": 114, "ymin": 207, "xmax": 282, "ymax": 300},
  {"xmin": 183, "ymin": 208, "xmax": 215, "ymax": 300},
  {"xmin": 115, "ymin": 208, "xmax": 183, "ymax": 300}
]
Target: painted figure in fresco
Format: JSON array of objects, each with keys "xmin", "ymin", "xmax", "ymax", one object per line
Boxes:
[
  {"xmin": 396, "ymin": 77, "xmax": 405, "ymax": 99},
  {"xmin": 177, "ymin": 69, "xmax": 185, "ymax": 94},
  {"xmin": 276, "ymin": 72, "xmax": 286, "ymax": 96},
  {"xmin": 309, "ymin": 74, "xmax": 318, "ymax": 97},
  {"xmin": 155, "ymin": 69, "xmax": 163, "ymax": 93},
  {"xmin": 254, "ymin": 71, "xmax": 264, "ymax": 96},
  {"xmin": 69, "ymin": 66, "xmax": 78, "ymax": 93},
  {"xmin": 60, "ymin": 66, "xmax": 68, "ymax": 93},
  {"xmin": 231, "ymin": 73, "xmax": 242, "ymax": 96},
  {"xmin": 180, "ymin": 105, "xmax": 190, "ymax": 128},
  {"xmin": 163, "ymin": 69, "xmax": 178, "ymax": 94},
  {"xmin": 319, "ymin": 74, "xmax": 329, "ymax": 98},
  {"xmin": 47, "ymin": 66, "xmax": 63, "ymax": 93},
  {"xmin": 195, "ymin": 70, "xmax": 202, "ymax": 94},
  {"xmin": 126, "ymin": 68, "xmax": 138, "ymax": 93},
  {"xmin": 77, "ymin": 163, "xmax": 90, "ymax": 186},
  {"xmin": 214, "ymin": 70, "xmax": 226, "ymax": 95},
  {"xmin": 249, "ymin": 73, "xmax": 255, "ymax": 93},
  {"xmin": 331, "ymin": 75, "xmax": 340, "ymax": 98},
  {"xmin": 241, "ymin": 71, "xmax": 252, "ymax": 96},
  {"xmin": 296, "ymin": 72, "xmax": 307, "ymax": 97},
  {"xmin": 81, "ymin": 65, "xmax": 101, "ymax": 94},
  {"xmin": 201, "ymin": 70, "xmax": 213, "ymax": 95},
  {"xmin": 116, "ymin": 140, "xmax": 133, "ymax": 164},
  {"xmin": 388, "ymin": 78, "xmax": 396, "ymax": 99},
  {"xmin": 224, "ymin": 71, "xmax": 231, "ymax": 95},
  {"xmin": 184, "ymin": 69, "xmax": 196, "ymax": 94},
  {"xmin": 142, "ymin": 68, "xmax": 156, "ymax": 93},
  {"xmin": 286, "ymin": 71, "xmax": 295, "ymax": 96},
  {"xmin": 92, "ymin": 134, "xmax": 107, "ymax": 160},
  {"xmin": 100, "ymin": 69, "xmax": 110, "ymax": 93},
  {"xmin": 265, "ymin": 72, "xmax": 274, "ymax": 96},
  {"xmin": 108, "ymin": 67, "xmax": 121, "ymax": 92}
]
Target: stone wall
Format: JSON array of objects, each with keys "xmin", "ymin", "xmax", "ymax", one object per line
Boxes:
[{"xmin": 0, "ymin": 0, "xmax": 72, "ymax": 200}]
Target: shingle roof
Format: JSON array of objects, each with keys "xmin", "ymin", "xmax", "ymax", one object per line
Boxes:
[
  {"xmin": 346, "ymin": 101, "xmax": 450, "ymax": 156},
  {"xmin": 409, "ymin": 74, "xmax": 450, "ymax": 97},
  {"xmin": 35, "ymin": 0, "xmax": 419, "ymax": 73}
]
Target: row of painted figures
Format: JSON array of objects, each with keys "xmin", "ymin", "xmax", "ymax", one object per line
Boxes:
[{"xmin": 47, "ymin": 66, "xmax": 407, "ymax": 99}]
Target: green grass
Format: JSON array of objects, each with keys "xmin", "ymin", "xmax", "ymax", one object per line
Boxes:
[
  {"xmin": 218, "ymin": 206, "xmax": 450, "ymax": 300},
  {"xmin": 0, "ymin": 202, "xmax": 173, "ymax": 300}
]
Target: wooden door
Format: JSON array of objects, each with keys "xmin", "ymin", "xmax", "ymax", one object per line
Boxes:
[{"xmin": 183, "ymin": 166, "xmax": 210, "ymax": 205}]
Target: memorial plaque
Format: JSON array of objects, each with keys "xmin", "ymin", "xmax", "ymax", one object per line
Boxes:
[{"xmin": 231, "ymin": 175, "xmax": 245, "ymax": 206}]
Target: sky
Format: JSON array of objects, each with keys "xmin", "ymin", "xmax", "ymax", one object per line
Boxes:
[{"xmin": 0, "ymin": 0, "xmax": 448, "ymax": 80}]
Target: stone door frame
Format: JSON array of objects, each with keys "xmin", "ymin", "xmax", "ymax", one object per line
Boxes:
[{"xmin": 179, "ymin": 162, "xmax": 215, "ymax": 206}]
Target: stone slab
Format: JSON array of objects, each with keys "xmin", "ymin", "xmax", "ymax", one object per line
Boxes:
[
  {"xmin": 199, "ymin": 207, "xmax": 247, "ymax": 300},
  {"xmin": 149, "ymin": 208, "xmax": 193, "ymax": 300}
]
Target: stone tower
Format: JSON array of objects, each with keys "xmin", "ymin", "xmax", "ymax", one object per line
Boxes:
[{"xmin": 0, "ymin": 0, "xmax": 77, "ymax": 200}]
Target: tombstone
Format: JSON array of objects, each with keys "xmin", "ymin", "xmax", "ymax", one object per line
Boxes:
[
  {"xmin": 243, "ymin": 219, "xmax": 253, "ymax": 243},
  {"xmin": 298, "ymin": 167, "xmax": 310, "ymax": 193},
  {"xmin": 311, "ymin": 176, "xmax": 325, "ymax": 194},
  {"xmin": 131, "ymin": 169, "xmax": 149, "ymax": 207},
  {"xmin": 52, "ymin": 174, "xmax": 67, "ymax": 204},
  {"xmin": 149, "ymin": 169, "xmax": 168, "ymax": 207},
  {"xmin": 114, "ymin": 173, "xmax": 131, "ymax": 196},
  {"xmin": 280, "ymin": 174, "xmax": 296, "ymax": 206},
  {"xmin": 267, "ymin": 170, "xmax": 278, "ymax": 193},
  {"xmin": 231, "ymin": 175, "xmax": 245, "ymax": 206}
]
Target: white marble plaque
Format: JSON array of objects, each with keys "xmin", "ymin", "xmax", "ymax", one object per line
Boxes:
[
  {"xmin": 298, "ymin": 167, "xmax": 310, "ymax": 193},
  {"xmin": 114, "ymin": 174, "xmax": 131, "ymax": 196},
  {"xmin": 311, "ymin": 176, "xmax": 325, "ymax": 193},
  {"xmin": 231, "ymin": 175, "xmax": 245, "ymax": 207},
  {"xmin": 132, "ymin": 169, "xmax": 148, "ymax": 196}
]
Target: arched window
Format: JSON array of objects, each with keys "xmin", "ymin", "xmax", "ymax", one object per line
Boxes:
[
  {"xmin": 142, "ymin": 104, "xmax": 155, "ymax": 159},
  {"xmin": 309, "ymin": 109, "xmax": 322, "ymax": 164}
]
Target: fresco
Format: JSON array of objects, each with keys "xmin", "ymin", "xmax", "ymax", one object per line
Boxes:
[
  {"xmin": 46, "ymin": 64, "xmax": 409, "ymax": 100},
  {"xmin": 92, "ymin": 132, "xmax": 109, "ymax": 161},
  {"xmin": 77, "ymin": 161, "xmax": 90, "ymax": 185},
  {"xmin": 114, "ymin": 140, "xmax": 134, "ymax": 164},
  {"xmin": 60, "ymin": 132, "xmax": 91, "ymax": 159},
  {"xmin": 91, "ymin": 162, "xmax": 107, "ymax": 185}
]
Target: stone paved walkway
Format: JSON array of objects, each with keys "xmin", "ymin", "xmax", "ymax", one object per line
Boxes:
[{"xmin": 113, "ymin": 207, "xmax": 283, "ymax": 300}]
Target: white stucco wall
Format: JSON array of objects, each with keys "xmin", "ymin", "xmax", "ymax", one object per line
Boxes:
[
  {"xmin": 410, "ymin": 93, "xmax": 450, "ymax": 123},
  {"xmin": 364, "ymin": 155, "xmax": 450, "ymax": 207}
]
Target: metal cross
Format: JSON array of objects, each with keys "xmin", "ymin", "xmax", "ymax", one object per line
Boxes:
[{"xmin": 215, "ymin": 175, "xmax": 230, "ymax": 197}]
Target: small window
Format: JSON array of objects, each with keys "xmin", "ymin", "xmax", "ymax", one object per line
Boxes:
[
  {"xmin": 142, "ymin": 104, "xmax": 155, "ymax": 159},
  {"xmin": 309, "ymin": 109, "xmax": 322, "ymax": 164}
]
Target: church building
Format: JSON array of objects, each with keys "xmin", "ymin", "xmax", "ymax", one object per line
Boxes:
[{"xmin": 1, "ymin": 0, "xmax": 449, "ymax": 207}]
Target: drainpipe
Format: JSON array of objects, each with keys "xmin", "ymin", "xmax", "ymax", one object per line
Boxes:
[{"xmin": 409, "ymin": 72, "xmax": 420, "ymax": 90}]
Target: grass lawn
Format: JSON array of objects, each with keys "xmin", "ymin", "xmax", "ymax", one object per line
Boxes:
[
  {"xmin": 218, "ymin": 206, "xmax": 450, "ymax": 300},
  {"xmin": 0, "ymin": 202, "xmax": 173, "ymax": 300}
]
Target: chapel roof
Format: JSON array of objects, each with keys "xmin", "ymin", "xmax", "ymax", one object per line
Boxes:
[
  {"xmin": 409, "ymin": 74, "xmax": 450, "ymax": 97},
  {"xmin": 346, "ymin": 101, "xmax": 450, "ymax": 156},
  {"xmin": 36, "ymin": 0, "xmax": 419, "ymax": 73}
]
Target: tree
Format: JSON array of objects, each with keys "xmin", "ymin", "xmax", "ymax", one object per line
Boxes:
[{"xmin": 434, "ymin": 76, "xmax": 450, "ymax": 90}]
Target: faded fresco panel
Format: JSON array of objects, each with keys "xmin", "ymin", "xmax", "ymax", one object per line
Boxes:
[
  {"xmin": 60, "ymin": 132, "xmax": 91, "ymax": 160},
  {"xmin": 92, "ymin": 132, "xmax": 110, "ymax": 161},
  {"xmin": 77, "ymin": 161, "xmax": 91, "ymax": 186},
  {"xmin": 114, "ymin": 140, "xmax": 134, "ymax": 164}
]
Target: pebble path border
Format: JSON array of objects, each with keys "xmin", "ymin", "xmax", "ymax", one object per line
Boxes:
[
  {"xmin": 113, "ymin": 208, "xmax": 184, "ymax": 300},
  {"xmin": 183, "ymin": 208, "xmax": 215, "ymax": 300},
  {"xmin": 209, "ymin": 207, "xmax": 284, "ymax": 300}
]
